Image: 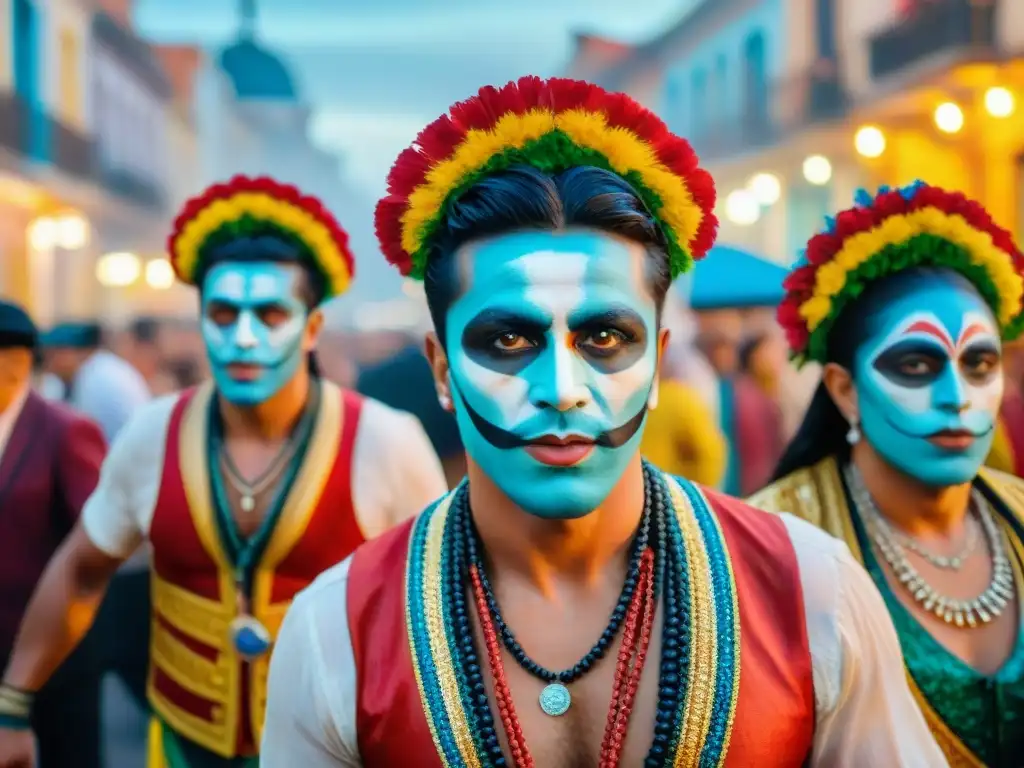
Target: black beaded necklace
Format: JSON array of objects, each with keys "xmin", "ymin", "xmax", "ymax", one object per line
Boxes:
[
  {"xmin": 466, "ymin": 467, "xmax": 657, "ymax": 702},
  {"xmin": 444, "ymin": 463, "xmax": 691, "ymax": 766}
]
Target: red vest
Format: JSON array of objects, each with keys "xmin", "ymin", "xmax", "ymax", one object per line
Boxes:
[
  {"xmin": 346, "ymin": 477, "xmax": 815, "ymax": 766},
  {"xmin": 147, "ymin": 381, "xmax": 365, "ymax": 758}
]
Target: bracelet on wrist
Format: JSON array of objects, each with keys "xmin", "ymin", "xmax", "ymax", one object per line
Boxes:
[
  {"xmin": 0, "ymin": 684, "xmax": 34, "ymax": 728},
  {"xmin": 0, "ymin": 712, "xmax": 30, "ymax": 730}
]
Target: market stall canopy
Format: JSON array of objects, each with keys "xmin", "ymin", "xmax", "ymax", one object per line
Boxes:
[{"xmin": 682, "ymin": 244, "xmax": 788, "ymax": 310}]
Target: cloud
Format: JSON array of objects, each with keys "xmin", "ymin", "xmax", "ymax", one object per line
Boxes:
[
  {"xmin": 308, "ymin": 112, "xmax": 429, "ymax": 193},
  {"xmin": 135, "ymin": 0, "xmax": 691, "ymax": 308}
]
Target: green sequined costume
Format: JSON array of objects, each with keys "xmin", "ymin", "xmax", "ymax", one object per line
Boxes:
[{"xmin": 748, "ymin": 458, "xmax": 1024, "ymax": 767}]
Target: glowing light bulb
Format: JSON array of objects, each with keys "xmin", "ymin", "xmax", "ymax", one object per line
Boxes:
[
  {"xmin": 724, "ymin": 189, "xmax": 760, "ymax": 226},
  {"xmin": 747, "ymin": 173, "xmax": 781, "ymax": 206},
  {"xmin": 802, "ymin": 155, "xmax": 832, "ymax": 185},
  {"xmin": 984, "ymin": 87, "xmax": 1014, "ymax": 118},
  {"xmin": 854, "ymin": 126, "xmax": 886, "ymax": 158},
  {"xmin": 934, "ymin": 102, "xmax": 964, "ymax": 134}
]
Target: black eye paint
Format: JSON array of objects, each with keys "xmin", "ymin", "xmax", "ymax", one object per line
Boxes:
[
  {"xmin": 960, "ymin": 341, "xmax": 1002, "ymax": 381},
  {"xmin": 872, "ymin": 339, "xmax": 946, "ymax": 388},
  {"xmin": 571, "ymin": 307, "xmax": 649, "ymax": 374},
  {"xmin": 460, "ymin": 308, "xmax": 548, "ymax": 375}
]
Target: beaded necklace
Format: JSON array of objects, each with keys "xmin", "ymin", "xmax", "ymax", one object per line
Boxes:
[
  {"xmin": 448, "ymin": 462, "xmax": 693, "ymax": 767},
  {"xmin": 466, "ymin": 468, "xmax": 654, "ymax": 716}
]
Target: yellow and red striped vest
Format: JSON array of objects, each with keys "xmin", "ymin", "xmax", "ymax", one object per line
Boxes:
[
  {"xmin": 147, "ymin": 381, "xmax": 365, "ymax": 758},
  {"xmin": 345, "ymin": 480, "xmax": 815, "ymax": 766}
]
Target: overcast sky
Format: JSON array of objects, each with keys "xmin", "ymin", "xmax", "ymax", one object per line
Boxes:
[
  {"xmin": 134, "ymin": 1, "xmax": 694, "ymax": 313},
  {"xmin": 136, "ymin": 0, "xmax": 691, "ymax": 193}
]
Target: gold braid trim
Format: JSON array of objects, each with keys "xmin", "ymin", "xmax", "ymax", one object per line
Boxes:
[{"xmin": 749, "ymin": 458, "xmax": 1024, "ymax": 767}]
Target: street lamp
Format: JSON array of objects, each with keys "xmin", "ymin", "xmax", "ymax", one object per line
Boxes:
[
  {"xmin": 96, "ymin": 252, "xmax": 141, "ymax": 288},
  {"xmin": 145, "ymin": 258, "xmax": 176, "ymax": 289},
  {"xmin": 26, "ymin": 212, "xmax": 90, "ymax": 327},
  {"xmin": 934, "ymin": 102, "xmax": 964, "ymax": 134},
  {"xmin": 724, "ymin": 189, "xmax": 760, "ymax": 226},
  {"xmin": 854, "ymin": 126, "xmax": 886, "ymax": 158},
  {"xmin": 984, "ymin": 87, "xmax": 1015, "ymax": 118},
  {"xmin": 28, "ymin": 213, "xmax": 89, "ymax": 250},
  {"xmin": 802, "ymin": 155, "xmax": 832, "ymax": 186},
  {"xmin": 747, "ymin": 173, "xmax": 781, "ymax": 206}
]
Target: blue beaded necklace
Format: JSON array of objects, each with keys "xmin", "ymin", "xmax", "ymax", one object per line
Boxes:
[
  {"xmin": 444, "ymin": 461, "xmax": 690, "ymax": 765},
  {"xmin": 466, "ymin": 465, "xmax": 656, "ymax": 717}
]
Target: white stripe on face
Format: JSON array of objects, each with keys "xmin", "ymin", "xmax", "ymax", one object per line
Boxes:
[
  {"xmin": 455, "ymin": 246, "xmax": 656, "ymax": 425},
  {"xmin": 869, "ymin": 310, "xmax": 1002, "ymax": 416},
  {"xmin": 959, "ymin": 310, "xmax": 1003, "ymax": 416}
]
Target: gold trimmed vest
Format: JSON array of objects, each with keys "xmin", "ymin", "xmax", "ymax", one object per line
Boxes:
[
  {"xmin": 147, "ymin": 381, "xmax": 366, "ymax": 758},
  {"xmin": 748, "ymin": 457, "xmax": 1024, "ymax": 768},
  {"xmin": 345, "ymin": 473, "xmax": 816, "ymax": 766}
]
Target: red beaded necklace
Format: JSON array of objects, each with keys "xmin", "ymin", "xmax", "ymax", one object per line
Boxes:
[{"xmin": 469, "ymin": 548, "xmax": 658, "ymax": 768}]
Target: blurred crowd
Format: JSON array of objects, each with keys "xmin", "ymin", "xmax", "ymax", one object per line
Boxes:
[
  {"xmin": 33, "ymin": 301, "xmax": 1024, "ymax": 504},
  {"xmin": 10, "ymin": 294, "xmax": 1024, "ymax": 765}
]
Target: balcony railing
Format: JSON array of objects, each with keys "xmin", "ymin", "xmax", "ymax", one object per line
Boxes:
[
  {"xmin": 869, "ymin": 0, "xmax": 998, "ymax": 81},
  {"xmin": 0, "ymin": 92, "xmax": 25, "ymax": 153},
  {"xmin": 51, "ymin": 118, "xmax": 97, "ymax": 181},
  {"xmin": 0, "ymin": 91, "xmax": 88, "ymax": 172},
  {"xmin": 689, "ymin": 66, "xmax": 848, "ymax": 161},
  {"xmin": 92, "ymin": 12, "xmax": 171, "ymax": 100},
  {"xmin": 100, "ymin": 166, "xmax": 166, "ymax": 212}
]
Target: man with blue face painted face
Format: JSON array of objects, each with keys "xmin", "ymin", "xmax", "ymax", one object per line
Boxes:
[
  {"xmin": 753, "ymin": 181, "xmax": 1024, "ymax": 767},
  {"xmin": 0, "ymin": 176, "xmax": 447, "ymax": 768},
  {"xmin": 263, "ymin": 78, "xmax": 942, "ymax": 767}
]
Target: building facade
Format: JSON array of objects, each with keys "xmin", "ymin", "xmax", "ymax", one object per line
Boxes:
[
  {"xmin": 0, "ymin": 0, "xmax": 197, "ymax": 324},
  {"xmin": 572, "ymin": 0, "xmax": 1024, "ymax": 264},
  {"xmin": 0, "ymin": 0, "xmax": 97, "ymax": 324}
]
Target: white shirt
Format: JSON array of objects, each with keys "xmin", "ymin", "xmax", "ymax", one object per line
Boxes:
[
  {"xmin": 70, "ymin": 350, "xmax": 151, "ymax": 444},
  {"xmin": 260, "ymin": 514, "xmax": 948, "ymax": 767},
  {"xmin": 81, "ymin": 390, "xmax": 448, "ymax": 560}
]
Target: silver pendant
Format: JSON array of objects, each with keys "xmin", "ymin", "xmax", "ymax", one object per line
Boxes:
[
  {"xmin": 538, "ymin": 683, "xmax": 571, "ymax": 717},
  {"xmin": 240, "ymin": 495, "xmax": 255, "ymax": 513},
  {"xmin": 229, "ymin": 615, "xmax": 272, "ymax": 660}
]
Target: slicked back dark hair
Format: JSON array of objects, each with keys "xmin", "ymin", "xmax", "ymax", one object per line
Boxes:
[{"xmin": 422, "ymin": 164, "xmax": 673, "ymax": 345}]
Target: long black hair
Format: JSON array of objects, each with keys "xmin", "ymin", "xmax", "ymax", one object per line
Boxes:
[{"xmin": 771, "ymin": 266, "xmax": 988, "ymax": 480}]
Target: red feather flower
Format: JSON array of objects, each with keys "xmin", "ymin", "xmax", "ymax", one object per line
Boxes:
[
  {"xmin": 374, "ymin": 76, "xmax": 717, "ymax": 278},
  {"xmin": 168, "ymin": 175, "xmax": 356, "ymax": 287}
]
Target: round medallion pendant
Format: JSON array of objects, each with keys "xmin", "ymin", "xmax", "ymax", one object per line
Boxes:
[
  {"xmin": 538, "ymin": 683, "xmax": 571, "ymax": 717},
  {"xmin": 230, "ymin": 615, "xmax": 272, "ymax": 660}
]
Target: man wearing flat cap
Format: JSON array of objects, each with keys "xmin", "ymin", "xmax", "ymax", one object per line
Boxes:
[
  {"xmin": 40, "ymin": 321, "xmax": 150, "ymax": 443},
  {"xmin": 0, "ymin": 301, "xmax": 107, "ymax": 768}
]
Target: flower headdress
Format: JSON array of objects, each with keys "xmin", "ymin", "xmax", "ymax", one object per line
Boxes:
[
  {"xmin": 374, "ymin": 75, "xmax": 718, "ymax": 279},
  {"xmin": 168, "ymin": 175, "xmax": 356, "ymax": 299},
  {"xmin": 779, "ymin": 181, "xmax": 1024, "ymax": 365}
]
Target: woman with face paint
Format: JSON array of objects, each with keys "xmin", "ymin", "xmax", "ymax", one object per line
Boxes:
[
  {"xmin": 0, "ymin": 176, "xmax": 448, "ymax": 768},
  {"xmin": 751, "ymin": 181, "xmax": 1024, "ymax": 768},
  {"xmin": 261, "ymin": 78, "xmax": 944, "ymax": 767}
]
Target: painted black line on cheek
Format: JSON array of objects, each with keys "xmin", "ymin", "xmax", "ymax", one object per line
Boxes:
[
  {"xmin": 450, "ymin": 379, "xmax": 651, "ymax": 451},
  {"xmin": 451, "ymin": 381, "xmax": 530, "ymax": 450}
]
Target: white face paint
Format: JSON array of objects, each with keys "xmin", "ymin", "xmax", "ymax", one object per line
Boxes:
[
  {"xmin": 854, "ymin": 276, "xmax": 1004, "ymax": 487},
  {"xmin": 455, "ymin": 249, "xmax": 656, "ymax": 426},
  {"xmin": 444, "ymin": 229, "xmax": 661, "ymax": 519},
  {"xmin": 201, "ymin": 262, "xmax": 310, "ymax": 405},
  {"xmin": 867, "ymin": 310, "xmax": 1003, "ymax": 416}
]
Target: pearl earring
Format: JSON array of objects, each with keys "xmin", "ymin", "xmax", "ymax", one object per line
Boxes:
[
  {"xmin": 846, "ymin": 420, "xmax": 861, "ymax": 446},
  {"xmin": 439, "ymin": 394, "xmax": 452, "ymax": 411}
]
